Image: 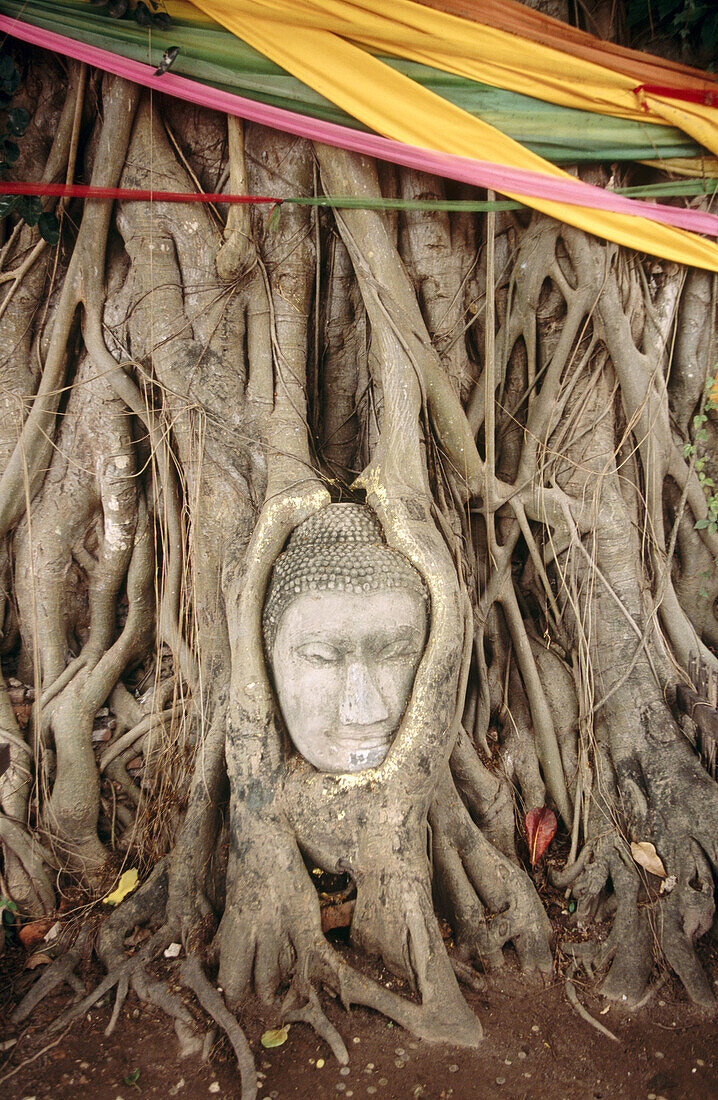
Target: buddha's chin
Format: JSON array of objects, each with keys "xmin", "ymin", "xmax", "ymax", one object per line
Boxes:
[
  {"xmin": 302, "ymin": 728, "xmax": 394, "ymax": 774},
  {"xmin": 342, "ymin": 739, "xmax": 391, "ymax": 773}
]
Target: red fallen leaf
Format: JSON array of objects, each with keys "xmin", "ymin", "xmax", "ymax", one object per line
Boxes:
[
  {"xmin": 18, "ymin": 917, "xmax": 54, "ymax": 948},
  {"xmin": 525, "ymin": 807, "xmax": 557, "ymax": 865}
]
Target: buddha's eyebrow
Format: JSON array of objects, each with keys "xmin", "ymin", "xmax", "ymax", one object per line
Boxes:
[
  {"xmin": 366, "ymin": 625, "xmax": 425, "ymax": 646},
  {"xmin": 294, "ymin": 625, "xmax": 423, "ymax": 648},
  {"xmin": 294, "ymin": 633, "xmax": 350, "ymax": 649}
]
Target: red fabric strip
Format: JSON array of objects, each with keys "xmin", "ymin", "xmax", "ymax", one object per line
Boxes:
[{"xmin": 635, "ymin": 85, "xmax": 718, "ymax": 107}]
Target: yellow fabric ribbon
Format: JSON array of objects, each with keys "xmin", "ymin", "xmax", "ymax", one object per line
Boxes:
[{"xmin": 186, "ymin": 0, "xmax": 718, "ymax": 270}]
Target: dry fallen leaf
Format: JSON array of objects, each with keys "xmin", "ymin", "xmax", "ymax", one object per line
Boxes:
[
  {"xmin": 320, "ymin": 899, "xmax": 354, "ymax": 934},
  {"xmin": 11, "ymin": 703, "xmax": 32, "ymax": 729},
  {"xmin": 18, "ymin": 918, "xmax": 54, "ymax": 948},
  {"xmin": 261, "ymin": 1026, "xmax": 289, "ymax": 1048},
  {"xmin": 630, "ymin": 840, "xmax": 666, "ymax": 878},
  {"xmin": 26, "ymin": 951, "xmax": 53, "ymax": 970},
  {"xmin": 44, "ymin": 920, "xmax": 62, "ymax": 942},
  {"xmin": 102, "ymin": 868, "xmax": 139, "ymax": 905}
]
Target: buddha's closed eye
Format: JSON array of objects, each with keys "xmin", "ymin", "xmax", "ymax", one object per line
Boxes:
[
  {"xmin": 377, "ymin": 638, "xmax": 421, "ymax": 661},
  {"xmin": 295, "ymin": 642, "xmax": 342, "ymax": 665}
]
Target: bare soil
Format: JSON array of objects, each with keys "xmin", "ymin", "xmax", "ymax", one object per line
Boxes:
[{"xmin": 2, "ymin": 933, "xmax": 717, "ymax": 1100}]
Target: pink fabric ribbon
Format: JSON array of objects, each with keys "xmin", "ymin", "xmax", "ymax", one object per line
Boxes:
[{"xmin": 1, "ymin": 14, "xmax": 717, "ymax": 237}]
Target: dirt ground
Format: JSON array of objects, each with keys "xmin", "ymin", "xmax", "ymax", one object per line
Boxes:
[{"xmin": 2, "ymin": 929, "xmax": 718, "ymax": 1100}]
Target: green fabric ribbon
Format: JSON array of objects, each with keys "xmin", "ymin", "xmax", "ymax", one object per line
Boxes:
[{"xmin": 0, "ymin": 0, "xmax": 705, "ymax": 164}]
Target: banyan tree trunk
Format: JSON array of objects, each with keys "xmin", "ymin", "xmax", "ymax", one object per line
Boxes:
[{"xmin": 2, "ymin": 42, "xmax": 718, "ymax": 1095}]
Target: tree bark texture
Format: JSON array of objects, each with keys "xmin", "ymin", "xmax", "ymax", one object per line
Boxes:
[{"xmin": 2, "ymin": 46, "xmax": 718, "ymax": 1091}]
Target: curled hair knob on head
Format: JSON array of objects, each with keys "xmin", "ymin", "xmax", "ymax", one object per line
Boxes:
[{"xmin": 262, "ymin": 503, "xmax": 428, "ymax": 653}]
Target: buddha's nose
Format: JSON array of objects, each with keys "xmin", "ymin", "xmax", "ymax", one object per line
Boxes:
[{"xmin": 339, "ymin": 661, "xmax": 389, "ymax": 727}]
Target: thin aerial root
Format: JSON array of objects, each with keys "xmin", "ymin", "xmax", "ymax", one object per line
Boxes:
[
  {"xmin": 450, "ymin": 957, "xmax": 487, "ymax": 993},
  {"xmin": 181, "ymin": 956, "xmax": 256, "ymax": 1100},
  {"xmin": 565, "ymin": 962, "xmax": 618, "ymax": 1043},
  {"xmin": 284, "ymin": 986, "xmax": 349, "ymax": 1065},
  {"xmin": 104, "ymin": 973, "xmax": 129, "ymax": 1037}
]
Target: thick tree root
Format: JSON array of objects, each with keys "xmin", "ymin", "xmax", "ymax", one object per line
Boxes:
[
  {"xmin": 283, "ymin": 985, "xmax": 349, "ymax": 1065},
  {"xmin": 181, "ymin": 956, "xmax": 257, "ymax": 1100},
  {"xmin": 11, "ymin": 935, "xmax": 87, "ymax": 1025},
  {"xmin": 47, "ymin": 930, "xmax": 172, "ymax": 1034},
  {"xmin": 431, "ymin": 768, "xmax": 554, "ymax": 974}
]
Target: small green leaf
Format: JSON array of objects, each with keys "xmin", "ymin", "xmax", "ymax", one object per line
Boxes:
[
  {"xmin": 6, "ymin": 107, "xmax": 29, "ymax": 137},
  {"xmin": 0, "ymin": 194, "xmax": 18, "ymax": 218},
  {"xmin": 568, "ymin": 900, "xmax": 576, "ymax": 914},
  {"xmin": 695, "ymin": 518, "xmax": 710, "ymax": 530},
  {"xmin": 267, "ymin": 202, "xmax": 282, "ymax": 233},
  {"xmin": 17, "ymin": 194, "xmax": 42, "ymax": 226},
  {"xmin": 261, "ymin": 1025, "xmax": 289, "ymax": 1048},
  {"xmin": 0, "ymin": 67, "xmax": 19, "ymax": 97},
  {"xmin": 124, "ymin": 1068, "xmax": 141, "ymax": 1086},
  {"xmin": 38, "ymin": 211, "xmax": 60, "ymax": 245}
]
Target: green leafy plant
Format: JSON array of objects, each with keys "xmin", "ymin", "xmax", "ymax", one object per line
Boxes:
[
  {"xmin": 1, "ymin": 895, "xmax": 18, "ymax": 940},
  {"xmin": 0, "ymin": 54, "xmax": 59, "ymax": 245},
  {"xmin": 91, "ymin": 0, "xmax": 170, "ymax": 28},
  {"xmin": 627, "ymin": 0, "xmax": 718, "ymax": 63}
]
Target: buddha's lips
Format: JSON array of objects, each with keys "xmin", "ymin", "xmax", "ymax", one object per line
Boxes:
[{"xmin": 332, "ymin": 727, "xmax": 393, "ymax": 749}]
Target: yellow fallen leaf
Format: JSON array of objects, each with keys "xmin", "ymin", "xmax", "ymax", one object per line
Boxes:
[
  {"xmin": 102, "ymin": 868, "xmax": 139, "ymax": 905},
  {"xmin": 630, "ymin": 841, "xmax": 666, "ymax": 878},
  {"xmin": 261, "ymin": 1026, "xmax": 289, "ymax": 1048}
]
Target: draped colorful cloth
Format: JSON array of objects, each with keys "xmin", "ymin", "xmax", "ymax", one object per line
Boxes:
[
  {"xmin": 1, "ymin": 0, "xmax": 705, "ymax": 163},
  {"xmin": 2, "ymin": 0, "xmax": 718, "ymax": 269},
  {"xmin": 188, "ymin": 0, "xmax": 718, "ymax": 270}
]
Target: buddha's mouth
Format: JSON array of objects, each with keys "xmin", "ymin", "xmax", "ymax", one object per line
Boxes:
[{"xmin": 334, "ymin": 726, "xmax": 394, "ymax": 748}]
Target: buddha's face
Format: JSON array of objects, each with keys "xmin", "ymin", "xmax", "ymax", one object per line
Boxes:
[{"xmin": 270, "ymin": 588, "xmax": 427, "ymax": 774}]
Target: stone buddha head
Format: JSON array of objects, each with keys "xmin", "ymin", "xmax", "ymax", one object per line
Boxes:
[{"xmin": 263, "ymin": 504, "xmax": 429, "ymax": 774}]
